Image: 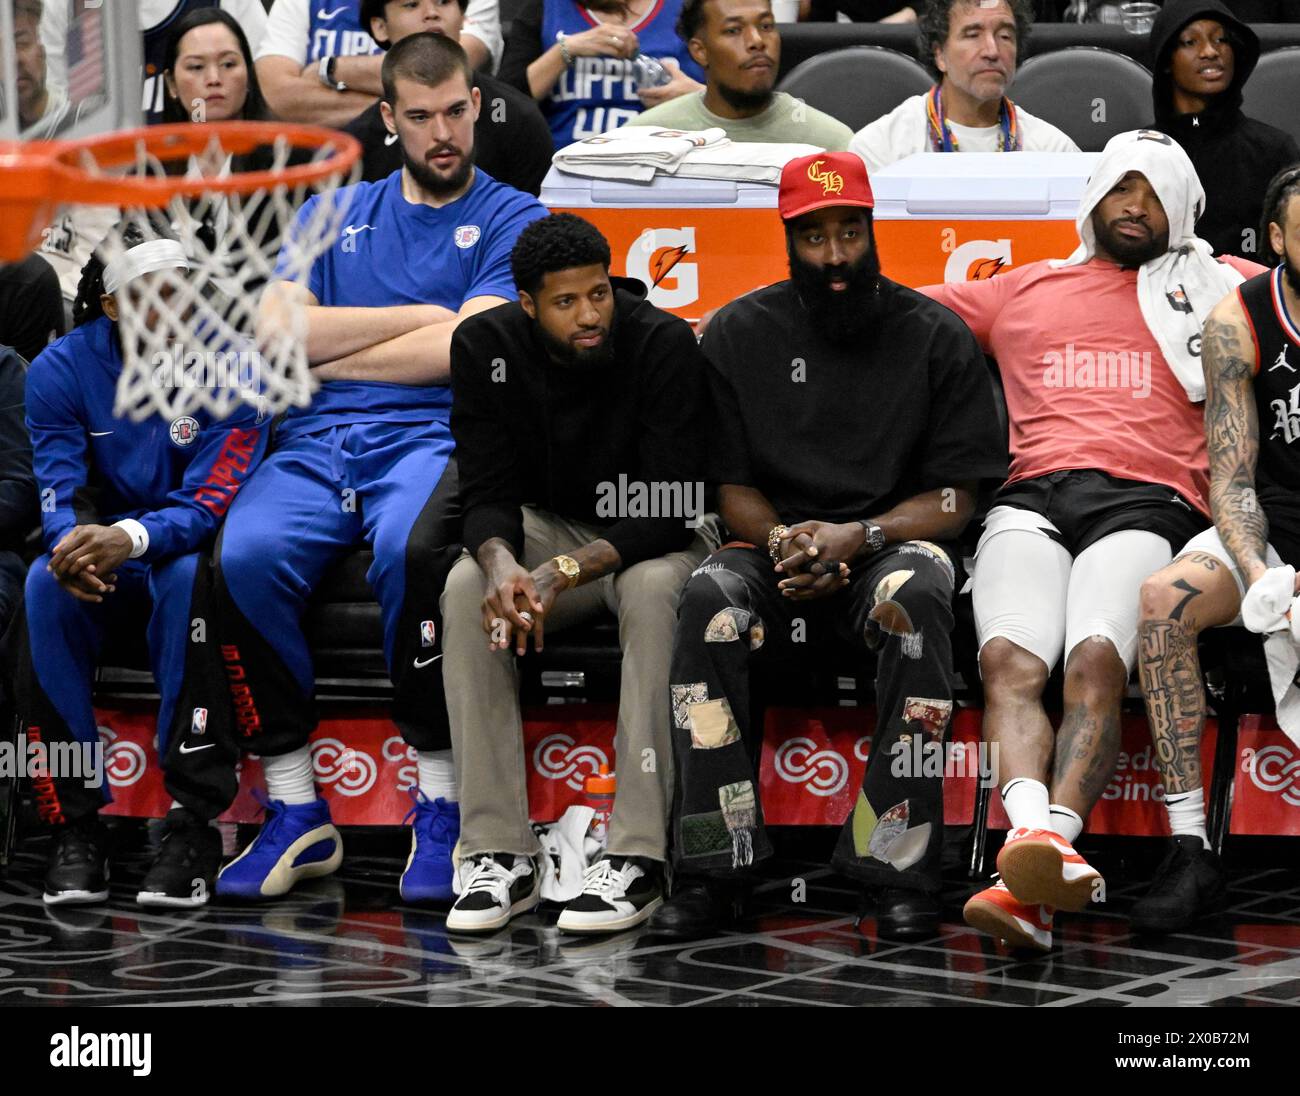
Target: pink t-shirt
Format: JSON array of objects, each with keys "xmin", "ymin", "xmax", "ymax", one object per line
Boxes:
[{"xmin": 922, "ymin": 255, "xmax": 1264, "ymax": 516}]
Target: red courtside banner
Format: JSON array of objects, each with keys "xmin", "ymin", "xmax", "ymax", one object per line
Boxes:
[
  {"xmin": 94, "ymin": 702, "xmax": 1225, "ymax": 836},
  {"xmin": 1230, "ymin": 716, "xmax": 1300, "ymax": 836}
]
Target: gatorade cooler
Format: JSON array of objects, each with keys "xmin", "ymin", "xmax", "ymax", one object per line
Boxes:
[{"xmin": 541, "ymin": 151, "xmax": 1100, "ymax": 325}]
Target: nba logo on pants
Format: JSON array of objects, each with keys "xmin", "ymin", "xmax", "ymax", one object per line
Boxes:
[
  {"xmin": 420, "ymin": 620, "xmax": 436, "ymax": 648},
  {"xmin": 191, "ymin": 707, "xmax": 208, "ymax": 735}
]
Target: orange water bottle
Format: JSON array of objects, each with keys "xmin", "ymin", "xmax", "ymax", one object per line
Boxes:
[{"xmin": 584, "ymin": 764, "xmax": 616, "ymax": 846}]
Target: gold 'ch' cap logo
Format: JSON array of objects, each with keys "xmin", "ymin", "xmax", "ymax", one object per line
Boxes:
[{"xmin": 807, "ymin": 159, "xmax": 844, "ymax": 196}]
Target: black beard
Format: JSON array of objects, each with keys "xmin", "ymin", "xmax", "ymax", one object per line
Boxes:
[
  {"xmin": 402, "ymin": 142, "xmax": 474, "ymax": 197},
  {"xmin": 537, "ymin": 313, "xmax": 617, "ymax": 370},
  {"xmin": 714, "ymin": 79, "xmax": 774, "ymax": 114},
  {"xmin": 1283, "ymin": 250, "xmax": 1300, "ymax": 298},
  {"xmin": 787, "ymin": 244, "xmax": 884, "ymax": 347},
  {"xmin": 1092, "ymin": 214, "xmax": 1170, "ymax": 268}
]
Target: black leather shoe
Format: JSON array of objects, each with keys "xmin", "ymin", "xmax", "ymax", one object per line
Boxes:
[
  {"xmin": 875, "ymin": 887, "xmax": 940, "ymax": 941},
  {"xmin": 1130, "ymin": 835, "xmax": 1228, "ymax": 934},
  {"xmin": 646, "ymin": 879, "xmax": 745, "ymax": 941}
]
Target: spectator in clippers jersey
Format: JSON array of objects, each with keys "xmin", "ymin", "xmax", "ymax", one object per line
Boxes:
[
  {"xmin": 500, "ymin": 0, "xmax": 705, "ymax": 150},
  {"xmin": 346, "ymin": 0, "xmax": 553, "ymax": 195},
  {"xmin": 14, "ymin": 228, "xmax": 268, "ymax": 909},
  {"xmin": 920, "ymin": 130, "xmax": 1263, "ymax": 955},
  {"xmin": 1132, "ymin": 167, "xmax": 1300, "ymax": 934},
  {"xmin": 210, "ymin": 34, "xmax": 545, "ymax": 904},
  {"xmin": 255, "ymin": 0, "xmax": 501, "ymax": 126},
  {"xmin": 850, "ymin": 0, "xmax": 1077, "ymax": 175}
]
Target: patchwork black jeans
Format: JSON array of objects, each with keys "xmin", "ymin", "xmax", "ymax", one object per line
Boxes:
[{"xmin": 668, "ymin": 541, "xmax": 958, "ymax": 894}]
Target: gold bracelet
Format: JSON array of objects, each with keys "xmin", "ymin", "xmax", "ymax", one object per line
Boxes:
[{"xmin": 768, "ymin": 524, "xmax": 789, "ymax": 564}]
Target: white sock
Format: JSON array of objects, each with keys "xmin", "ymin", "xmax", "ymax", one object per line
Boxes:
[
  {"xmin": 1164, "ymin": 787, "xmax": 1208, "ymax": 848},
  {"xmin": 262, "ymin": 747, "xmax": 317, "ymax": 805},
  {"xmin": 1001, "ymin": 777, "xmax": 1052, "ymax": 831},
  {"xmin": 417, "ymin": 749, "xmax": 458, "ymax": 802},
  {"xmin": 1049, "ymin": 804, "xmax": 1084, "ymax": 844}
]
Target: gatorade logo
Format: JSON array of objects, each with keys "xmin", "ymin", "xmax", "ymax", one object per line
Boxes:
[
  {"xmin": 944, "ymin": 238, "xmax": 1013, "ymax": 283},
  {"xmin": 628, "ymin": 228, "xmax": 699, "ymax": 309}
]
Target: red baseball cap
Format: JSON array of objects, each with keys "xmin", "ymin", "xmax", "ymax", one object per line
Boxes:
[{"xmin": 779, "ymin": 152, "xmax": 875, "ymax": 222}]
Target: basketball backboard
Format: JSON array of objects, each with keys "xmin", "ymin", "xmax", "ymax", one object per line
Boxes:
[{"xmin": 0, "ymin": 0, "xmax": 141, "ymax": 142}]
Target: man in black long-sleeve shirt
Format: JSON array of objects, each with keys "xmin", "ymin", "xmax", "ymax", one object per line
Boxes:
[{"xmin": 442, "ymin": 213, "xmax": 716, "ymax": 935}]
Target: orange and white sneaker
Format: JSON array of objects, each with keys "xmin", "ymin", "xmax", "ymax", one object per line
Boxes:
[
  {"xmin": 996, "ymin": 827, "xmax": 1102, "ymax": 912},
  {"xmin": 963, "ymin": 878, "xmax": 1053, "ymax": 952}
]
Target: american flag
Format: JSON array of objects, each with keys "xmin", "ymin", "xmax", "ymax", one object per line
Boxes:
[{"xmin": 66, "ymin": 0, "xmax": 106, "ymax": 103}]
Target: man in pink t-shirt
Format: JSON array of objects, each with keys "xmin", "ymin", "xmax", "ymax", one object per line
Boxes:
[{"xmin": 921, "ymin": 130, "xmax": 1263, "ymax": 953}]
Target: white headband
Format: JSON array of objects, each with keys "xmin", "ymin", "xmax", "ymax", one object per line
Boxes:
[{"xmin": 103, "ymin": 239, "xmax": 190, "ymax": 294}]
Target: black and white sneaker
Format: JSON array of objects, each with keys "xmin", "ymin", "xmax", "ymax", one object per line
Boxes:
[
  {"xmin": 1129, "ymin": 835, "xmax": 1228, "ymax": 933},
  {"xmin": 137, "ymin": 808, "xmax": 223, "ymax": 908},
  {"xmin": 557, "ymin": 856, "xmax": 663, "ymax": 934},
  {"xmin": 43, "ymin": 815, "xmax": 110, "ymax": 905},
  {"xmin": 445, "ymin": 853, "xmax": 540, "ymax": 934}
]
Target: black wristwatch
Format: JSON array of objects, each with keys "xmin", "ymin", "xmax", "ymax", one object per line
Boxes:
[
  {"xmin": 857, "ymin": 520, "xmax": 886, "ymax": 555},
  {"xmin": 318, "ymin": 56, "xmax": 348, "ymax": 92}
]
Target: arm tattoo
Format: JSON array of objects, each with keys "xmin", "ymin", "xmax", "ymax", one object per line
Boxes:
[
  {"xmin": 1138, "ymin": 620, "xmax": 1205, "ymax": 794},
  {"xmin": 1203, "ymin": 313, "xmax": 1269, "ymax": 575}
]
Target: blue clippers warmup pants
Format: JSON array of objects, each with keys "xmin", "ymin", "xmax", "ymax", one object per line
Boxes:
[
  {"xmin": 212, "ymin": 419, "xmax": 460, "ymax": 763},
  {"xmin": 11, "ymin": 552, "xmax": 209, "ymax": 823}
]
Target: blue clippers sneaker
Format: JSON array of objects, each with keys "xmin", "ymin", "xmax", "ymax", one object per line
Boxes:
[
  {"xmin": 216, "ymin": 793, "xmax": 343, "ymax": 900},
  {"xmin": 399, "ymin": 791, "xmax": 460, "ymax": 903}
]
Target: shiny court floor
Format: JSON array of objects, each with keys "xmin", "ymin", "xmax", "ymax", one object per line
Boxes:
[{"xmin": 1, "ymin": 826, "xmax": 1298, "ymax": 1007}]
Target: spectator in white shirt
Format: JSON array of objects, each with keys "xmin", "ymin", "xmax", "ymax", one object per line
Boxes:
[
  {"xmin": 850, "ymin": 0, "xmax": 1078, "ymax": 174},
  {"xmin": 255, "ymin": 0, "xmax": 501, "ymax": 126}
]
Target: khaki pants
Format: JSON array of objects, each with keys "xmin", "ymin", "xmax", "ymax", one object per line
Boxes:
[{"xmin": 442, "ymin": 506, "xmax": 715, "ymax": 862}]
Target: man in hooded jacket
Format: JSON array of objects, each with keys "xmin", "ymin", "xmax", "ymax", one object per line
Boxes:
[
  {"xmin": 920, "ymin": 130, "xmax": 1264, "ymax": 953},
  {"xmin": 1146, "ymin": 0, "xmax": 1300, "ymax": 263}
]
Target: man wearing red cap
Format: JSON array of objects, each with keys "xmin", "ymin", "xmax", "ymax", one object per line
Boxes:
[{"xmin": 648, "ymin": 152, "xmax": 1007, "ymax": 942}]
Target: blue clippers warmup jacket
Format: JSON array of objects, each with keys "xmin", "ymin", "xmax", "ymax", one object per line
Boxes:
[{"xmin": 26, "ymin": 316, "xmax": 268, "ymax": 562}]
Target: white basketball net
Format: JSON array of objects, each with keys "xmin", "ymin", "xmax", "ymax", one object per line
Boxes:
[{"xmin": 73, "ymin": 129, "xmax": 358, "ymax": 422}]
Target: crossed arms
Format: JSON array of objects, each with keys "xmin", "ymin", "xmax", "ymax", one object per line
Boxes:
[{"xmin": 261, "ymin": 282, "xmax": 509, "ymax": 386}]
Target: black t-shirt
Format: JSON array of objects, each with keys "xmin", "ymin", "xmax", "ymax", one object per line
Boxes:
[
  {"xmin": 0, "ymin": 255, "xmax": 65, "ymax": 365},
  {"xmin": 342, "ymin": 71, "xmax": 554, "ymax": 196},
  {"xmin": 702, "ymin": 278, "xmax": 1009, "ymax": 526},
  {"xmin": 450, "ymin": 277, "xmax": 709, "ymax": 567}
]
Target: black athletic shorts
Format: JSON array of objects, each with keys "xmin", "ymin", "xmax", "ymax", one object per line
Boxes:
[{"xmin": 992, "ymin": 469, "xmax": 1209, "ymax": 556}]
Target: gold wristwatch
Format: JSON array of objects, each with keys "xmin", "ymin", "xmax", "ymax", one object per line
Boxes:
[{"xmin": 552, "ymin": 554, "xmax": 581, "ymax": 587}]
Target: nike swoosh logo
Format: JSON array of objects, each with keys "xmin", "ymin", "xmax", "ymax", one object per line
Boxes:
[
  {"xmin": 319, "ymin": 6, "xmax": 347, "ymax": 18},
  {"xmin": 90, "ymin": 431, "xmax": 113, "ymax": 436},
  {"xmin": 1047, "ymin": 837, "xmax": 1076, "ymax": 857},
  {"xmin": 178, "ymin": 742, "xmax": 215, "ymax": 754},
  {"xmin": 385, "ymin": 133, "xmax": 399, "ymax": 146},
  {"xmin": 413, "ymin": 655, "xmax": 442, "ymax": 668},
  {"xmin": 343, "ymin": 224, "xmax": 375, "ymax": 236}
]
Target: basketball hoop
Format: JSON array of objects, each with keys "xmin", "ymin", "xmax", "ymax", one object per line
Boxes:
[{"xmin": 0, "ymin": 122, "xmax": 361, "ymax": 422}]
